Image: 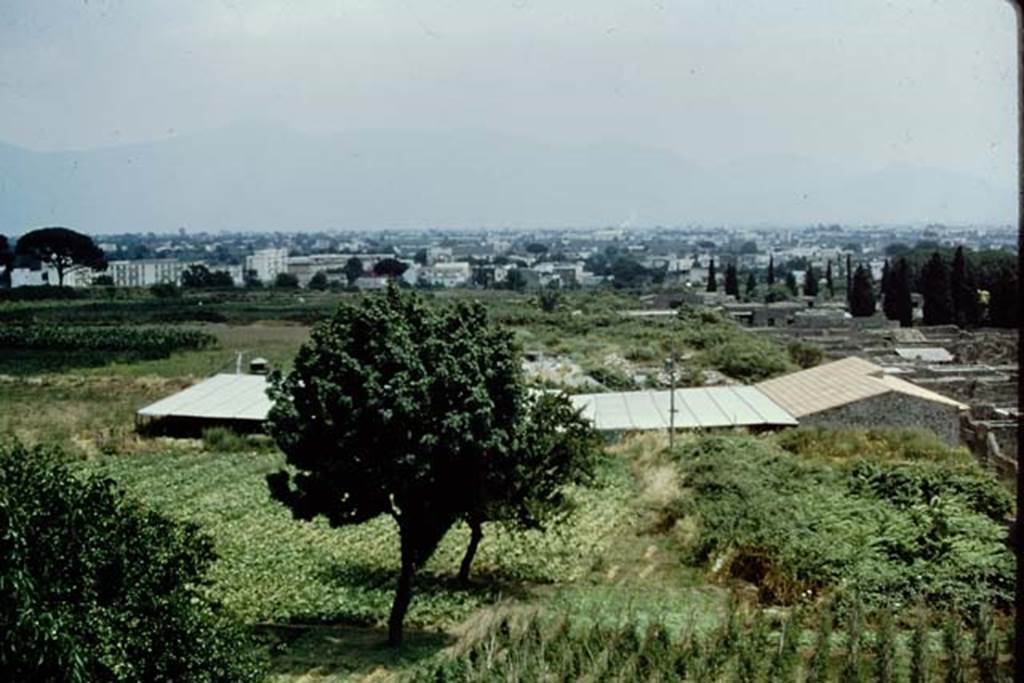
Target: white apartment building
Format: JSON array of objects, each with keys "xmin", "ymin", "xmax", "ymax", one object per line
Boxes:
[
  {"xmin": 11, "ymin": 265, "xmax": 99, "ymax": 288},
  {"xmin": 244, "ymin": 248, "xmax": 289, "ymax": 283},
  {"xmin": 418, "ymin": 261, "xmax": 471, "ymax": 288},
  {"xmin": 107, "ymin": 259, "xmax": 190, "ymax": 287}
]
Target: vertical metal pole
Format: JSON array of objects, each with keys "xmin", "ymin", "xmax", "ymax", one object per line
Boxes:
[{"xmin": 667, "ymin": 352, "xmax": 677, "ymax": 448}]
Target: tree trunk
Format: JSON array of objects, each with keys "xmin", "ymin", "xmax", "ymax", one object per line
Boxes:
[
  {"xmin": 457, "ymin": 519, "xmax": 484, "ymax": 585},
  {"xmin": 388, "ymin": 553, "xmax": 415, "ymax": 646},
  {"xmin": 387, "ymin": 515, "xmax": 452, "ymax": 646}
]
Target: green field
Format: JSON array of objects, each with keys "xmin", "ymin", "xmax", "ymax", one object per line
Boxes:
[{"xmin": 1, "ymin": 286, "xmax": 1015, "ymax": 681}]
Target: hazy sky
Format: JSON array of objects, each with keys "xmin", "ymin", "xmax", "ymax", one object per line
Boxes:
[{"xmin": 0, "ymin": 0, "xmax": 1018, "ymax": 228}]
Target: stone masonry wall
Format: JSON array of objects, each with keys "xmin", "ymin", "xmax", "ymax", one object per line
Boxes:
[{"xmin": 799, "ymin": 392, "xmax": 962, "ymax": 446}]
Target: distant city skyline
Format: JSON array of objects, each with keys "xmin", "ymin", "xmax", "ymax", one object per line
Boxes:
[{"xmin": 0, "ymin": 0, "xmax": 1018, "ymax": 231}]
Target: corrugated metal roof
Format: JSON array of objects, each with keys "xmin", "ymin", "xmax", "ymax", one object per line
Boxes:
[
  {"xmin": 137, "ymin": 373, "xmax": 272, "ymax": 421},
  {"xmin": 569, "ymin": 386, "xmax": 797, "ymax": 431},
  {"xmin": 894, "ymin": 347, "xmax": 954, "ymax": 363},
  {"xmin": 756, "ymin": 357, "xmax": 966, "ymax": 417}
]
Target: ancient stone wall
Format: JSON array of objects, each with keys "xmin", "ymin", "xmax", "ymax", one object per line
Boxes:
[{"xmin": 799, "ymin": 392, "xmax": 962, "ymax": 446}]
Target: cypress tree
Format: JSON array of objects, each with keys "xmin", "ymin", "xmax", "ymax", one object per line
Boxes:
[
  {"xmin": 706, "ymin": 257, "xmax": 717, "ymax": 292},
  {"xmin": 825, "ymin": 260, "xmax": 834, "ymax": 297},
  {"xmin": 920, "ymin": 252, "xmax": 953, "ymax": 326},
  {"xmin": 785, "ymin": 271, "xmax": 798, "ymax": 296},
  {"xmin": 745, "ymin": 272, "xmax": 757, "ymax": 300},
  {"xmin": 881, "ymin": 260, "xmax": 895, "ymax": 320},
  {"xmin": 849, "ymin": 265, "xmax": 876, "ymax": 317},
  {"xmin": 803, "ymin": 265, "xmax": 819, "ymax": 297},
  {"xmin": 950, "ymin": 246, "xmax": 979, "ymax": 328},
  {"xmin": 846, "ymin": 254, "xmax": 853, "ymax": 301},
  {"xmin": 724, "ymin": 263, "xmax": 739, "ymax": 296},
  {"xmin": 767, "ymin": 254, "xmax": 775, "ymax": 285},
  {"xmin": 889, "ymin": 258, "xmax": 913, "ymax": 327}
]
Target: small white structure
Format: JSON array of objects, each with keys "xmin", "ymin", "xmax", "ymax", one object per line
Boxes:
[
  {"xmin": 894, "ymin": 347, "xmax": 954, "ymax": 363},
  {"xmin": 136, "ymin": 373, "xmax": 272, "ymax": 428}
]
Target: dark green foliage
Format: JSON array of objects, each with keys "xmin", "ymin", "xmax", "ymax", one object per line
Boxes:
[
  {"xmin": 0, "ymin": 284, "xmax": 86, "ymax": 301},
  {"xmin": 0, "ymin": 234, "xmax": 12, "ymax": 286},
  {"xmin": 724, "ymin": 263, "xmax": 739, "ymax": 296},
  {"xmin": 14, "ymin": 227, "xmax": 107, "ymax": 286},
  {"xmin": 785, "ymin": 270, "xmax": 799, "ymax": 296},
  {"xmin": 537, "ymin": 286, "xmax": 561, "ymax": 313},
  {"xmin": 181, "ymin": 264, "xmax": 234, "ymax": 288},
  {"xmin": 344, "ymin": 256, "xmax": 364, "ymax": 285},
  {"xmin": 266, "ymin": 284, "xmax": 600, "ymax": 643},
  {"xmin": 921, "ymin": 252, "xmax": 953, "ymax": 326},
  {"xmin": 849, "ymin": 265, "xmax": 876, "ymax": 317},
  {"xmin": 273, "ymin": 272, "xmax": 299, "ymax": 288},
  {"xmin": 149, "ymin": 281, "xmax": 182, "ymax": 298},
  {"xmin": 826, "ymin": 259, "xmax": 835, "ymax": 297},
  {"xmin": 745, "ymin": 271, "xmax": 757, "ymax": 299},
  {"xmin": 307, "ymin": 270, "xmax": 329, "ymax": 290},
  {"xmin": 840, "ymin": 599, "xmax": 867, "ymax": 683},
  {"xmin": 0, "ymin": 324, "xmax": 215, "ymax": 358},
  {"xmin": 373, "ymin": 257, "xmax": 409, "ymax": 278},
  {"xmin": 667, "ymin": 435, "xmax": 1013, "ymax": 610},
  {"xmin": 804, "ymin": 264, "xmax": 819, "ymax": 296},
  {"xmin": 768, "ymin": 254, "xmax": 776, "ymax": 284},
  {"xmin": 0, "ymin": 440, "xmax": 266, "ymax": 682},
  {"xmin": 950, "ymin": 247, "xmax": 980, "ymax": 328},
  {"xmin": 707, "ymin": 257, "xmax": 718, "ymax": 292},
  {"xmin": 887, "ymin": 258, "xmax": 914, "ymax": 327},
  {"xmin": 765, "ymin": 282, "xmax": 794, "ymax": 302},
  {"xmin": 770, "ymin": 609, "xmax": 804, "ymax": 681}
]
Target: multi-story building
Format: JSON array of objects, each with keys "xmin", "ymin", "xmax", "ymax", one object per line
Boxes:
[
  {"xmin": 244, "ymin": 248, "xmax": 289, "ymax": 283},
  {"xmin": 107, "ymin": 259, "xmax": 189, "ymax": 287}
]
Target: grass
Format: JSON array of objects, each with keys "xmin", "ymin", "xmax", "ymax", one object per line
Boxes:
[{"xmin": 78, "ymin": 449, "xmax": 635, "ymax": 629}]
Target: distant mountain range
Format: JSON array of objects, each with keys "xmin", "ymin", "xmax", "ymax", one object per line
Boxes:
[{"xmin": 0, "ymin": 123, "xmax": 1014, "ymax": 233}]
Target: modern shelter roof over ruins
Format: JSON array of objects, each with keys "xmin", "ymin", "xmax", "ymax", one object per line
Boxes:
[
  {"xmin": 569, "ymin": 386, "xmax": 797, "ymax": 431},
  {"xmin": 137, "ymin": 373, "xmax": 272, "ymax": 422},
  {"xmin": 755, "ymin": 357, "xmax": 967, "ymax": 418}
]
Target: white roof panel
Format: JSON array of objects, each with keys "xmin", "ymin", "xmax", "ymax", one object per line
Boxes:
[
  {"xmin": 138, "ymin": 373, "xmax": 272, "ymax": 421},
  {"xmin": 569, "ymin": 386, "xmax": 797, "ymax": 431}
]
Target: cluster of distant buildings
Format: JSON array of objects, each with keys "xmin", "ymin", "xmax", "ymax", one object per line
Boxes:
[{"xmin": 8, "ymin": 224, "xmax": 1014, "ymax": 292}]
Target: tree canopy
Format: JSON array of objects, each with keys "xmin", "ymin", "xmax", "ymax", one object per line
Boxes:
[
  {"xmin": 920, "ymin": 252, "xmax": 953, "ymax": 326},
  {"xmin": 373, "ymin": 257, "xmax": 409, "ymax": 278},
  {"xmin": 0, "ymin": 440, "xmax": 265, "ymax": 681},
  {"xmin": 849, "ymin": 265, "xmax": 876, "ymax": 317},
  {"xmin": 14, "ymin": 227, "xmax": 107, "ymax": 286},
  {"xmin": 950, "ymin": 246, "xmax": 979, "ymax": 328},
  {"xmin": 723, "ymin": 263, "xmax": 739, "ymax": 297},
  {"xmin": 888, "ymin": 258, "xmax": 913, "ymax": 328},
  {"xmin": 181, "ymin": 264, "xmax": 234, "ymax": 288},
  {"xmin": 706, "ymin": 257, "xmax": 717, "ymax": 292},
  {"xmin": 0, "ymin": 235, "xmax": 12, "ymax": 287},
  {"xmin": 265, "ymin": 285, "xmax": 599, "ymax": 644},
  {"xmin": 344, "ymin": 256, "xmax": 364, "ymax": 285},
  {"xmin": 803, "ymin": 265, "xmax": 819, "ymax": 297}
]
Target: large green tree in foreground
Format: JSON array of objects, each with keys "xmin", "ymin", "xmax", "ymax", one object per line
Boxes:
[
  {"xmin": 266, "ymin": 285, "xmax": 599, "ymax": 645},
  {"xmin": 14, "ymin": 227, "xmax": 107, "ymax": 286},
  {"xmin": 0, "ymin": 441, "xmax": 265, "ymax": 681}
]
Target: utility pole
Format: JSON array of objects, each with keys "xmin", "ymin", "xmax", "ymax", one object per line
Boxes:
[{"xmin": 665, "ymin": 352, "xmax": 678, "ymax": 448}]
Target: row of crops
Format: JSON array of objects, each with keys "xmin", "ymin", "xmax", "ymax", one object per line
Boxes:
[
  {"xmin": 0, "ymin": 324, "xmax": 216, "ymax": 359},
  {"xmin": 80, "ymin": 450, "xmax": 635, "ymax": 628}
]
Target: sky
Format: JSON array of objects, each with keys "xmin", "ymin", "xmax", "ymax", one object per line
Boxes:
[{"xmin": 0, "ymin": 0, "xmax": 1018, "ymax": 230}]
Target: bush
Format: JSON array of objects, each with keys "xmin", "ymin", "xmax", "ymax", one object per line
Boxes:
[
  {"xmin": 667, "ymin": 435, "xmax": 1013, "ymax": 610},
  {"xmin": 0, "ymin": 285, "xmax": 85, "ymax": 302},
  {"xmin": 704, "ymin": 338, "xmax": 794, "ymax": 382},
  {"xmin": 0, "ymin": 440, "xmax": 266, "ymax": 681},
  {"xmin": 787, "ymin": 340, "xmax": 824, "ymax": 368},
  {"xmin": 150, "ymin": 281, "xmax": 181, "ymax": 298}
]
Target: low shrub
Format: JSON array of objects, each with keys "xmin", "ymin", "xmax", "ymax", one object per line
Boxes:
[
  {"xmin": 787, "ymin": 340, "xmax": 825, "ymax": 368},
  {"xmin": 667, "ymin": 435, "xmax": 1013, "ymax": 611}
]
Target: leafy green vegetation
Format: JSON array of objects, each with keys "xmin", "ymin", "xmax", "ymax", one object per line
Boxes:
[
  {"xmin": 666, "ymin": 434, "xmax": 1013, "ymax": 610},
  {"xmin": 406, "ymin": 600, "xmax": 1013, "ymax": 681},
  {"xmin": 79, "ymin": 449, "xmax": 634, "ymax": 629},
  {"xmin": 0, "ymin": 324, "xmax": 214, "ymax": 357},
  {"xmin": 0, "ymin": 440, "xmax": 267, "ymax": 681}
]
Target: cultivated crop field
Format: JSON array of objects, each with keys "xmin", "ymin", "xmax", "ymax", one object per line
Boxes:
[{"xmin": 80, "ymin": 449, "xmax": 636, "ymax": 629}]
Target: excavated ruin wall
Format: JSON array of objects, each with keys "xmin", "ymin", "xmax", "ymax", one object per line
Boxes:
[{"xmin": 798, "ymin": 392, "xmax": 962, "ymax": 446}]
